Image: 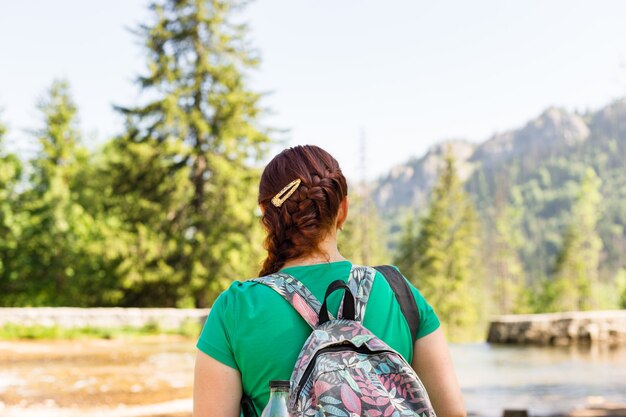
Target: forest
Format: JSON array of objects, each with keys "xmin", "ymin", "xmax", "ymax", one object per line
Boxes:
[{"xmin": 1, "ymin": 0, "xmax": 625, "ymax": 342}]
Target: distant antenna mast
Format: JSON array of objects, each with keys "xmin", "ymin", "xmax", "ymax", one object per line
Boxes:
[{"xmin": 359, "ymin": 128, "xmax": 370, "ymax": 264}]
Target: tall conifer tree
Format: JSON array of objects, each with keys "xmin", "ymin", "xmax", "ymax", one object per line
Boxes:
[
  {"xmin": 19, "ymin": 80, "xmax": 94, "ymax": 305},
  {"xmin": 116, "ymin": 0, "xmax": 270, "ymax": 307},
  {"xmin": 549, "ymin": 168, "xmax": 602, "ymax": 311},
  {"xmin": 394, "ymin": 215, "xmax": 420, "ymax": 277},
  {"xmin": 0, "ymin": 115, "xmax": 23, "ymax": 304},
  {"xmin": 396, "ymin": 152, "xmax": 482, "ymax": 341},
  {"xmin": 339, "ymin": 189, "xmax": 389, "ymax": 266},
  {"xmin": 487, "ymin": 196, "xmax": 528, "ymax": 314}
]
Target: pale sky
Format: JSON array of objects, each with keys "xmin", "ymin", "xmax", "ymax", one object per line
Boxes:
[{"xmin": 1, "ymin": 0, "xmax": 626, "ymax": 182}]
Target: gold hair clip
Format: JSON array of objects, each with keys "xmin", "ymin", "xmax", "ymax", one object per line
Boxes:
[{"xmin": 271, "ymin": 179, "xmax": 302, "ymax": 207}]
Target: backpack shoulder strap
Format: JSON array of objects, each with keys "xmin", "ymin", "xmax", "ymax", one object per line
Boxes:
[
  {"xmin": 374, "ymin": 265, "xmax": 420, "ymax": 342},
  {"xmin": 253, "ymin": 272, "xmax": 328, "ymax": 328},
  {"xmin": 338, "ymin": 264, "xmax": 376, "ymax": 322}
]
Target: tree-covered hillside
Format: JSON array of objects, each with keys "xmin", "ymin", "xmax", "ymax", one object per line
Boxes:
[{"xmin": 372, "ymin": 100, "xmax": 626, "ymax": 309}]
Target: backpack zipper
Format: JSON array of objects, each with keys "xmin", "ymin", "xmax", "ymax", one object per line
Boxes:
[{"xmin": 295, "ymin": 343, "xmax": 394, "ymax": 400}]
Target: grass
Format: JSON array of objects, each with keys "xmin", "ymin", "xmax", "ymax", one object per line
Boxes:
[{"xmin": 0, "ymin": 319, "xmax": 201, "ymax": 340}]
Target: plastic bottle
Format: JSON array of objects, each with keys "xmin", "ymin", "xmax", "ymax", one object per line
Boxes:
[{"xmin": 260, "ymin": 380, "xmax": 290, "ymax": 417}]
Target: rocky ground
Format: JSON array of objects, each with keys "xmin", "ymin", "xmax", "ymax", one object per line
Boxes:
[
  {"xmin": 0, "ymin": 337, "xmax": 624, "ymax": 417},
  {"xmin": 0, "ymin": 336, "xmax": 195, "ymax": 417}
]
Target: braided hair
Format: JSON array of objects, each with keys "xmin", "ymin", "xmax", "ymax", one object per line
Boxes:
[{"xmin": 258, "ymin": 145, "xmax": 348, "ymax": 276}]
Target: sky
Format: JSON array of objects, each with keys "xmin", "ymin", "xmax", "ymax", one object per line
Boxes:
[{"xmin": 1, "ymin": 0, "xmax": 626, "ymax": 182}]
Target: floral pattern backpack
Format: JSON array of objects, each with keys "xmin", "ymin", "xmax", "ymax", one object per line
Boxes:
[{"xmin": 253, "ymin": 264, "xmax": 437, "ymax": 417}]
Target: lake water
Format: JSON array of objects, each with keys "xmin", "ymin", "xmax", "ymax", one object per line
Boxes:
[
  {"xmin": 0, "ymin": 337, "xmax": 624, "ymax": 416},
  {"xmin": 451, "ymin": 343, "xmax": 626, "ymax": 416}
]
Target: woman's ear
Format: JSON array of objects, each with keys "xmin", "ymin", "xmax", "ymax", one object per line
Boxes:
[{"xmin": 337, "ymin": 197, "xmax": 349, "ymax": 229}]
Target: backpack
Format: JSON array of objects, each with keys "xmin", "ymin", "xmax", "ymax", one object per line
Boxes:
[{"xmin": 253, "ymin": 264, "xmax": 437, "ymax": 417}]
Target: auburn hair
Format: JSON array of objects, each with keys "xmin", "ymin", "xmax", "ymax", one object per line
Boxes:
[{"xmin": 258, "ymin": 145, "xmax": 348, "ymax": 276}]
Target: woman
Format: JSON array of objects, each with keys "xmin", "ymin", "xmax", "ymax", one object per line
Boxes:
[{"xmin": 194, "ymin": 145, "xmax": 466, "ymax": 417}]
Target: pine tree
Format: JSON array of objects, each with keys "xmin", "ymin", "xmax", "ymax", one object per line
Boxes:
[
  {"xmin": 339, "ymin": 188, "xmax": 389, "ymax": 266},
  {"xmin": 549, "ymin": 168, "xmax": 603, "ymax": 311},
  {"xmin": 18, "ymin": 80, "xmax": 96, "ymax": 305},
  {"xmin": 0, "ymin": 114, "xmax": 24, "ymax": 305},
  {"xmin": 487, "ymin": 192, "xmax": 528, "ymax": 315},
  {"xmin": 115, "ymin": 0, "xmax": 271, "ymax": 307},
  {"xmin": 93, "ymin": 133, "xmax": 196, "ymax": 306},
  {"xmin": 395, "ymin": 151, "xmax": 483, "ymax": 341},
  {"xmin": 394, "ymin": 215, "xmax": 420, "ymax": 279}
]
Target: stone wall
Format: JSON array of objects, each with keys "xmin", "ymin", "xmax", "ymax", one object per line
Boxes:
[
  {"xmin": 487, "ymin": 310, "xmax": 626, "ymax": 346},
  {"xmin": 0, "ymin": 308, "xmax": 211, "ymax": 330}
]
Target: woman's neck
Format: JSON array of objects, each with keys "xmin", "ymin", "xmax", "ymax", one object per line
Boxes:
[{"xmin": 280, "ymin": 235, "xmax": 345, "ymax": 269}]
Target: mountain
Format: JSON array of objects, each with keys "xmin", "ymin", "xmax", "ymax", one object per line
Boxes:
[
  {"xmin": 371, "ymin": 99, "xmax": 626, "ymax": 283},
  {"xmin": 373, "ymin": 140, "xmax": 476, "ymax": 215},
  {"xmin": 471, "ymin": 107, "xmax": 590, "ymax": 169}
]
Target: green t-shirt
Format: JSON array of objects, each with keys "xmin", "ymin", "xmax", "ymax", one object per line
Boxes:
[{"xmin": 196, "ymin": 260, "xmax": 439, "ymax": 414}]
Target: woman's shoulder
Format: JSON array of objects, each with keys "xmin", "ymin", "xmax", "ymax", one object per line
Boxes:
[
  {"xmin": 223, "ymin": 277, "xmax": 263, "ymax": 291},
  {"xmin": 215, "ymin": 277, "xmax": 272, "ymax": 299},
  {"xmin": 211, "ymin": 277, "xmax": 284, "ymax": 315}
]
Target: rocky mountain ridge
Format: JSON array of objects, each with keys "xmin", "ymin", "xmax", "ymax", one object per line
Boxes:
[
  {"xmin": 372, "ymin": 103, "xmax": 614, "ymax": 216},
  {"xmin": 370, "ymin": 98, "xmax": 626, "ymax": 280}
]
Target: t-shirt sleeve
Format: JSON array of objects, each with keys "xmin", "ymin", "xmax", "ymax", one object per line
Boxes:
[
  {"xmin": 410, "ymin": 284, "xmax": 440, "ymax": 339},
  {"xmin": 391, "ymin": 265, "xmax": 441, "ymax": 339},
  {"xmin": 196, "ymin": 288, "xmax": 239, "ymax": 370}
]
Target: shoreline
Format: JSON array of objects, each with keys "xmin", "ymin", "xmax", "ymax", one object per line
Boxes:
[
  {"xmin": 1, "ymin": 338, "xmax": 624, "ymax": 417},
  {"xmin": 2, "ymin": 401, "xmax": 625, "ymax": 417},
  {"xmin": 548, "ymin": 404, "xmax": 626, "ymax": 417}
]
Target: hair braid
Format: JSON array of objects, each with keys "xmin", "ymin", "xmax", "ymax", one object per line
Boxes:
[{"xmin": 258, "ymin": 145, "xmax": 348, "ymax": 276}]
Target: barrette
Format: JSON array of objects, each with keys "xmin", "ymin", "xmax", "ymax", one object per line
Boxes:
[{"xmin": 271, "ymin": 179, "xmax": 302, "ymax": 207}]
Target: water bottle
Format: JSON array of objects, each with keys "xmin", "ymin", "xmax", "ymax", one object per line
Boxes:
[{"xmin": 260, "ymin": 380, "xmax": 290, "ymax": 417}]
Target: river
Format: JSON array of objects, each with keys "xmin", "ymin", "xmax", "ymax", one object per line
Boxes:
[{"xmin": 0, "ymin": 337, "xmax": 624, "ymax": 416}]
